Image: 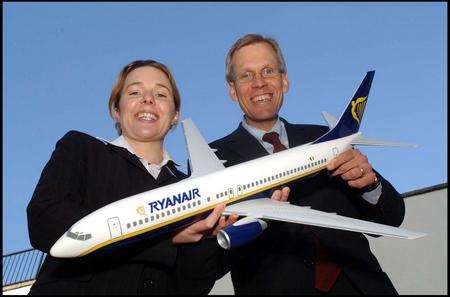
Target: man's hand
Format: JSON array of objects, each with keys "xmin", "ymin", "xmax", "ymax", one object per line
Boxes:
[
  {"xmin": 327, "ymin": 148, "xmax": 378, "ymax": 189},
  {"xmin": 172, "ymin": 203, "xmax": 238, "ymax": 245},
  {"xmin": 270, "ymin": 186, "xmax": 290, "ymax": 202}
]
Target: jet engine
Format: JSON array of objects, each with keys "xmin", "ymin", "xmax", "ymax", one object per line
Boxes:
[{"xmin": 217, "ymin": 217, "xmax": 268, "ymax": 249}]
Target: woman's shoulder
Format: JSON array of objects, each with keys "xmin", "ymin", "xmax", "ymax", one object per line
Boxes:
[{"xmin": 55, "ymin": 130, "xmax": 110, "ymax": 153}]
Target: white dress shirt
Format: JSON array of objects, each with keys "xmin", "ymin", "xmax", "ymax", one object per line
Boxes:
[{"xmin": 111, "ymin": 135, "xmax": 172, "ymax": 180}]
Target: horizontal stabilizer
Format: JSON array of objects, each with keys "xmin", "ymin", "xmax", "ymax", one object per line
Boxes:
[
  {"xmin": 321, "ymin": 111, "xmax": 338, "ymax": 128},
  {"xmin": 223, "ymin": 198, "xmax": 426, "ymax": 239},
  {"xmin": 351, "ymin": 134, "xmax": 419, "ymax": 148}
]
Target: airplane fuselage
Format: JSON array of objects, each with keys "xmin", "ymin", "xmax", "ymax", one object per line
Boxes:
[{"xmin": 50, "ymin": 133, "xmax": 358, "ymax": 258}]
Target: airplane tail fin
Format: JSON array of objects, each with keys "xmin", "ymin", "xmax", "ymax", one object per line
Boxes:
[{"xmin": 313, "ymin": 71, "xmax": 375, "ymax": 144}]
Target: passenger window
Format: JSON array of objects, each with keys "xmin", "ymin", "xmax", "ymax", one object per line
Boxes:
[
  {"xmin": 133, "ymin": 222, "xmax": 137, "ymax": 227},
  {"xmin": 78, "ymin": 234, "xmax": 85, "ymax": 240},
  {"xmin": 182, "ymin": 205, "xmax": 186, "ymax": 210},
  {"xmin": 161, "ymin": 213, "xmax": 165, "ymax": 218},
  {"xmin": 156, "ymin": 214, "xmax": 160, "ymax": 219},
  {"xmin": 145, "ymin": 218, "xmax": 148, "ymax": 223},
  {"xmin": 127, "ymin": 223, "xmax": 131, "ymax": 228},
  {"xmin": 151, "ymin": 216, "xmax": 154, "ymax": 221},
  {"xmin": 177, "ymin": 207, "xmax": 181, "ymax": 212},
  {"xmin": 139, "ymin": 219, "xmax": 143, "ymax": 225},
  {"xmin": 172, "ymin": 209, "xmax": 176, "ymax": 214},
  {"xmin": 198, "ymin": 200, "xmax": 201, "ymax": 205}
]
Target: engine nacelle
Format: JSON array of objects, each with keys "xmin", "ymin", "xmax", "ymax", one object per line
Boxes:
[{"xmin": 217, "ymin": 217, "xmax": 268, "ymax": 249}]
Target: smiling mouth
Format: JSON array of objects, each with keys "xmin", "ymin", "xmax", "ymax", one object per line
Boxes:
[
  {"xmin": 251, "ymin": 94, "xmax": 272, "ymax": 103},
  {"xmin": 137, "ymin": 112, "xmax": 158, "ymax": 122}
]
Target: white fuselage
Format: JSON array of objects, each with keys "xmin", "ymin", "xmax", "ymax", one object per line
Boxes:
[{"xmin": 50, "ymin": 133, "xmax": 359, "ymax": 258}]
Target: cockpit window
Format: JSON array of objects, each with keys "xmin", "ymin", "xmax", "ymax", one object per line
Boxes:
[{"xmin": 66, "ymin": 230, "xmax": 92, "ymax": 241}]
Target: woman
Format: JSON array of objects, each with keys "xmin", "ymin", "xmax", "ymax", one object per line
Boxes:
[{"xmin": 26, "ymin": 60, "xmax": 236, "ymax": 294}]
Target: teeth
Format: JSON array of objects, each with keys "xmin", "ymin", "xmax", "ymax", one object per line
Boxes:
[
  {"xmin": 253, "ymin": 94, "xmax": 271, "ymax": 102},
  {"xmin": 138, "ymin": 113, "xmax": 157, "ymax": 121}
]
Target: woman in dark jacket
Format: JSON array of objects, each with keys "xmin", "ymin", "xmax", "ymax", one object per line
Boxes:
[{"xmin": 27, "ymin": 59, "xmax": 235, "ymax": 295}]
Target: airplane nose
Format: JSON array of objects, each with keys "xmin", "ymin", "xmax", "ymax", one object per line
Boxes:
[{"xmin": 49, "ymin": 236, "xmax": 80, "ymax": 258}]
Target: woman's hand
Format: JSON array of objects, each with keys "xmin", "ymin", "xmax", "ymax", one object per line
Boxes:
[{"xmin": 172, "ymin": 203, "xmax": 239, "ymax": 244}]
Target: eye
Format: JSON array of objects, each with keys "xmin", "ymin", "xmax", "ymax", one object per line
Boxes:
[
  {"xmin": 262, "ymin": 67, "xmax": 275, "ymax": 76},
  {"xmin": 238, "ymin": 72, "xmax": 253, "ymax": 81},
  {"xmin": 128, "ymin": 90, "xmax": 142, "ymax": 96},
  {"xmin": 155, "ymin": 92, "xmax": 168, "ymax": 98}
]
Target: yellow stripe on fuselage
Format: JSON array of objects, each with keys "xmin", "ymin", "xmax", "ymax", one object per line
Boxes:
[{"xmin": 79, "ymin": 165, "xmax": 327, "ymax": 257}]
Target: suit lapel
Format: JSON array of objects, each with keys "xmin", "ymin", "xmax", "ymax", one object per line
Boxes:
[
  {"xmin": 106, "ymin": 144, "xmax": 149, "ymax": 173},
  {"xmin": 280, "ymin": 117, "xmax": 310, "ymax": 148},
  {"xmin": 225, "ymin": 123, "xmax": 269, "ymax": 162}
]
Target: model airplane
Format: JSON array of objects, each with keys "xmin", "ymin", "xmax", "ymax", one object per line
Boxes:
[{"xmin": 50, "ymin": 70, "xmax": 426, "ymax": 258}]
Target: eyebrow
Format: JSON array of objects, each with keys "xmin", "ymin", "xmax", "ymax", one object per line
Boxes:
[{"xmin": 124, "ymin": 81, "xmax": 172, "ymax": 93}]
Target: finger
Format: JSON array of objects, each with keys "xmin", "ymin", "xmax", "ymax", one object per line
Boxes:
[
  {"xmin": 271, "ymin": 189, "xmax": 282, "ymax": 201},
  {"xmin": 341, "ymin": 167, "xmax": 365, "ymax": 181},
  {"xmin": 327, "ymin": 149, "xmax": 355, "ymax": 171},
  {"xmin": 196, "ymin": 204, "xmax": 226, "ymax": 232},
  {"xmin": 348, "ymin": 172, "xmax": 377, "ymax": 189},
  {"xmin": 212, "ymin": 214, "xmax": 239, "ymax": 236},
  {"xmin": 280, "ymin": 187, "xmax": 290, "ymax": 202}
]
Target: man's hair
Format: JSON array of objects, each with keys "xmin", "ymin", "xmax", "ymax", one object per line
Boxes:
[
  {"xmin": 108, "ymin": 59, "xmax": 181, "ymax": 135},
  {"xmin": 225, "ymin": 33, "xmax": 287, "ymax": 83}
]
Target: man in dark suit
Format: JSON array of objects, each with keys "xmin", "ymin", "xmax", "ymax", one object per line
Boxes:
[{"xmin": 208, "ymin": 34, "xmax": 405, "ymax": 294}]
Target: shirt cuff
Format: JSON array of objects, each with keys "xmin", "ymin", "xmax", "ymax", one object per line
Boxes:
[{"xmin": 361, "ymin": 183, "xmax": 383, "ymax": 205}]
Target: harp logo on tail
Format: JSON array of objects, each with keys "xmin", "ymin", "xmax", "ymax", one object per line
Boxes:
[{"xmin": 351, "ymin": 97, "xmax": 367, "ymax": 123}]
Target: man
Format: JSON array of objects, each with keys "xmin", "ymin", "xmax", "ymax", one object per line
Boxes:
[{"xmin": 209, "ymin": 34, "xmax": 405, "ymax": 294}]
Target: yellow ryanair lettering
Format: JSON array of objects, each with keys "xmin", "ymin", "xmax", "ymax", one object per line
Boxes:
[{"xmin": 351, "ymin": 96, "xmax": 367, "ymax": 123}]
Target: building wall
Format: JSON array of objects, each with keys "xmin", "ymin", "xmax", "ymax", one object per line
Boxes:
[
  {"xmin": 367, "ymin": 187, "xmax": 447, "ymax": 295},
  {"xmin": 3, "ymin": 186, "xmax": 446, "ymax": 295},
  {"xmin": 210, "ymin": 187, "xmax": 447, "ymax": 295}
]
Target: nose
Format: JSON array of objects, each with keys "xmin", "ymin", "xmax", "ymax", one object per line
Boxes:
[
  {"xmin": 141, "ymin": 92, "xmax": 155, "ymax": 104},
  {"xmin": 251, "ymin": 74, "xmax": 267, "ymax": 88}
]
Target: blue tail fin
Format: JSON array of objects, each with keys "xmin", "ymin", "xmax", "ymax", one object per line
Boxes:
[{"xmin": 313, "ymin": 71, "xmax": 375, "ymax": 144}]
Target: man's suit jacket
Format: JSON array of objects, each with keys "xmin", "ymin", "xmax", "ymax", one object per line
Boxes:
[
  {"xmin": 209, "ymin": 118, "xmax": 405, "ymax": 295},
  {"xmin": 27, "ymin": 131, "xmax": 215, "ymax": 295}
]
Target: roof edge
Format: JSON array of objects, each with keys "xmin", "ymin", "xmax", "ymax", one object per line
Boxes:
[{"xmin": 402, "ymin": 182, "xmax": 447, "ymax": 199}]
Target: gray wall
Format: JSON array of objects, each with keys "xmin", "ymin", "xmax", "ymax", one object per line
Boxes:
[{"xmin": 210, "ymin": 187, "xmax": 447, "ymax": 295}]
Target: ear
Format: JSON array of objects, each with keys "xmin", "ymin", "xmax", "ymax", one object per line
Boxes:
[
  {"xmin": 172, "ymin": 110, "xmax": 180, "ymax": 125},
  {"xmin": 111, "ymin": 106, "xmax": 120, "ymax": 122},
  {"xmin": 228, "ymin": 82, "xmax": 238, "ymax": 102},
  {"xmin": 282, "ymin": 74, "xmax": 289, "ymax": 93}
]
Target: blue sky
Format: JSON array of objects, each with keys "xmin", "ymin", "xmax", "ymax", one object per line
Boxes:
[{"xmin": 3, "ymin": 2, "xmax": 447, "ymax": 254}]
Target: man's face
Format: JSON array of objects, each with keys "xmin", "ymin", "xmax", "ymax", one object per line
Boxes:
[{"xmin": 228, "ymin": 42, "xmax": 289, "ymax": 130}]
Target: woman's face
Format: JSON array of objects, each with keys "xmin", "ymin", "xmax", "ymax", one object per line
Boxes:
[{"xmin": 113, "ymin": 66, "xmax": 179, "ymax": 143}]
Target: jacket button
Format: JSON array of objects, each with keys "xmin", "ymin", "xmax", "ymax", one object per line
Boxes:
[
  {"xmin": 303, "ymin": 260, "xmax": 314, "ymax": 267},
  {"xmin": 144, "ymin": 280, "xmax": 155, "ymax": 287}
]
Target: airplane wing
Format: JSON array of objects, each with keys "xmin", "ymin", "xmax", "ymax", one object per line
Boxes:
[
  {"xmin": 181, "ymin": 118, "xmax": 226, "ymax": 178},
  {"xmin": 223, "ymin": 198, "xmax": 426, "ymax": 239}
]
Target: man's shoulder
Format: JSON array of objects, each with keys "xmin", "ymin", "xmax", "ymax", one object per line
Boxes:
[{"xmin": 208, "ymin": 125, "xmax": 242, "ymax": 148}]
